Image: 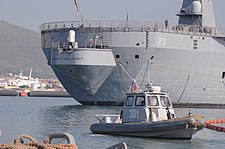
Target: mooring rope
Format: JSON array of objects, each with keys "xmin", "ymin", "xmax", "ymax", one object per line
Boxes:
[
  {"xmin": 13, "ymin": 134, "xmax": 38, "ymax": 144},
  {"xmin": 176, "ymin": 74, "xmax": 190, "ymax": 104},
  {"xmin": 0, "ymin": 134, "xmax": 78, "ymax": 149},
  {"xmin": 118, "ymin": 62, "xmax": 133, "ymax": 81}
]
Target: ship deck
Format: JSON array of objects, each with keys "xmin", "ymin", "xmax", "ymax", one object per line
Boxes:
[{"xmin": 41, "ymin": 20, "xmax": 225, "ymax": 38}]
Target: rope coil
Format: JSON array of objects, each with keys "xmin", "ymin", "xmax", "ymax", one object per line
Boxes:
[{"xmin": 0, "ymin": 134, "xmax": 78, "ymax": 149}]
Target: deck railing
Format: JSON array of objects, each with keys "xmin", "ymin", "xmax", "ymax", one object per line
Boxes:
[{"xmin": 41, "ymin": 20, "xmax": 225, "ymax": 37}]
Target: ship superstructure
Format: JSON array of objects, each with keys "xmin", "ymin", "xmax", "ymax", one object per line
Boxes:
[{"xmin": 41, "ymin": 0, "xmax": 225, "ymax": 105}]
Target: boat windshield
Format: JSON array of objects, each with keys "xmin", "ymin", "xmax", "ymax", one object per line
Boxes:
[
  {"xmin": 147, "ymin": 96, "xmax": 159, "ymax": 106},
  {"xmin": 160, "ymin": 96, "xmax": 171, "ymax": 107},
  {"xmin": 125, "ymin": 96, "xmax": 134, "ymax": 106},
  {"xmin": 135, "ymin": 96, "xmax": 145, "ymax": 106}
]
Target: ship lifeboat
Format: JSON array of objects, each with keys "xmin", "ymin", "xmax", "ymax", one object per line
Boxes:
[{"xmin": 19, "ymin": 91, "xmax": 27, "ymax": 97}]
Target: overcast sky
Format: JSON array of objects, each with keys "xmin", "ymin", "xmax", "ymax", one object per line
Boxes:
[{"xmin": 1, "ymin": 0, "xmax": 224, "ymax": 31}]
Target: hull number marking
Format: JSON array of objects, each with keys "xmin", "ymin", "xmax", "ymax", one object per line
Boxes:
[
  {"xmin": 158, "ymin": 37, "xmax": 167, "ymax": 46},
  {"xmin": 129, "ymin": 109, "xmax": 139, "ymax": 119}
]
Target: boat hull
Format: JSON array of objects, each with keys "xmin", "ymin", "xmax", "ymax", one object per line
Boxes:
[{"xmin": 90, "ymin": 116, "xmax": 205, "ymax": 140}]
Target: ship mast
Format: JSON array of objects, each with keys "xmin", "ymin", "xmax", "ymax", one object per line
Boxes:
[{"xmin": 73, "ymin": 0, "xmax": 84, "ymax": 26}]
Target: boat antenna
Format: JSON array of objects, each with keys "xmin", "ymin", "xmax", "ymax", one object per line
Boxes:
[
  {"xmin": 140, "ymin": 61, "xmax": 151, "ymax": 88},
  {"xmin": 126, "ymin": 12, "xmax": 129, "ymax": 22},
  {"xmin": 29, "ymin": 68, "xmax": 33, "ymax": 79},
  {"xmin": 147, "ymin": 60, "xmax": 150, "ymax": 83},
  {"xmin": 73, "ymin": 0, "xmax": 84, "ymax": 26},
  {"xmin": 142, "ymin": 61, "xmax": 154, "ymax": 90}
]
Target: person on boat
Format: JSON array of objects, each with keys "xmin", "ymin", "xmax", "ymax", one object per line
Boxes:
[
  {"xmin": 149, "ymin": 108, "xmax": 157, "ymax": 122},
  {"xmin": 166, "ymin": 107, "xmax": 174, "ymax": 119},
  {"xmin": 165, "ymin": 19, "xmax": 168, "ymax": 29},
  {"xmin": 147, "ymin": 96, "xmax": 158, "ymax": 122},
  {"xmin": 188, "ymin": 110, "xmax": 192, "ymax": 116},
  {"xmin": 161, "ymin": 96, "xmax": 170, "ymax": 107},
  {"xmin": 120, "ymin": 110, "xmax": 123, "ymax": 121},
  {"xmin": 148, "ymin": 96, "xmax": 158, "ymax": 106}
]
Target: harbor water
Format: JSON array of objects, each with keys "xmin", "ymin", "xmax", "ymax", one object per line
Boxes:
[{"xmin": 0, "ymin": 96, "xmax": 225, "ymax": 148}]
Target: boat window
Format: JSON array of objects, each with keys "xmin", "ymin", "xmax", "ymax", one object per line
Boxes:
[
  {"xmin": 135, "ymin": 96, "xmax": 145, "ymax": 106},
  {"xmin": 147, "ymin": 96, "xmax": 159, "ymax": 106},
  {"xmin": 126, "ymin": 96, "xmax": 134, "ymax": 106},
  {"xmin": 160, "ymin": 96, "xmax": 171, "ymax": 107}
]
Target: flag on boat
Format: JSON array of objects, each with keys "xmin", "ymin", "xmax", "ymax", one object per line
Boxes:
[
  {"xmin": 131, "ymin": 79, "xmax": 137, "ymax": 92},
  {"xmin": 74, "ymin": 0, "xmax": 80, "ymax": 11}
]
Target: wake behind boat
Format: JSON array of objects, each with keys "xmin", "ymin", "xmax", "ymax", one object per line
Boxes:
[{"xmin": 90, "ymin": 82, "xmax": 205, "ymax": 139}]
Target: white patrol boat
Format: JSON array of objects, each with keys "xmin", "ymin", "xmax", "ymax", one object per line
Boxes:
[{"xmin": 90, "ymin": 82, "xmax": 205, "ymax": 140}]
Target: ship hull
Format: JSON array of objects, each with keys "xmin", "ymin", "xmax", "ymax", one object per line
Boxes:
[
  {"xmin": 41, "ymin": 20, "xmax": 225, "ymax": 105},
  {"xmin": 44, "ymin": 44, "xmax": 225, "ymax": 105}
]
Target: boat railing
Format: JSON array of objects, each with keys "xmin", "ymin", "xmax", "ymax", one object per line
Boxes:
[
  {"xmin": 95, "ymin": 114, "xmax": 121, "ymax": 123},
  {"xmin": 41, "ymin": 20, "xmax": 225, "ymax": 37}
]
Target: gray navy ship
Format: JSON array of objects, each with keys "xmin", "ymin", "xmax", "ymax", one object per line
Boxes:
[{"xmin": 41, "ymin": 0, "xmax": 225, "ymax": 105}]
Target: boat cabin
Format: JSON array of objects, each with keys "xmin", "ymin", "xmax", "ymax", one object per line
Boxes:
[{"xmin": 121, "ymin": 85, "xmax": 176, "ymax": 123}]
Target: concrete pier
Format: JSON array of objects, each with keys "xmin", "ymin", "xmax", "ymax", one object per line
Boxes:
[
  {"xmin": 0, "ymin": 90, "xmax": 18, "ymax": 96},
  {"xmin": 173, "ymin": 103, "xmax": 225, "ymax": 109}
]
